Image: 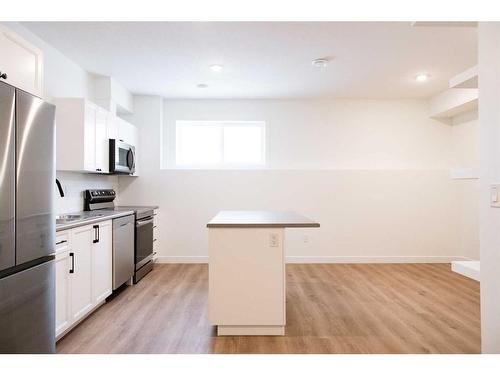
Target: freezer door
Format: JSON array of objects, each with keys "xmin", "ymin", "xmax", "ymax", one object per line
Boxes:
[
  {"xmin": 0, "ymin": 82, "xmax": 15, "ymax": 272},
  {"xmin": 0, "ymin": 259, "xmax": 55, "ymax": 353},
  {"xmin": 16, "ymin": 90, "xmax": 56, "ymax": 265}
]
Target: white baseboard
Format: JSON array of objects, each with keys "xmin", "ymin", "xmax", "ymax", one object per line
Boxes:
[
  {"xmin": 156, "ymin": 255, "xmax": 469, "ymax": 264},
  {"xmin": 451, "ymin": 260, "xmax": 480, "ymax": 281}
]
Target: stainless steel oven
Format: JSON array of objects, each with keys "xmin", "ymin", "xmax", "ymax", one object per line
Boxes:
[
  {"xmin": 109, "ymin": 139, "xmax": 136, "ymax": 175},
  {"xmin": 134, "ymin": 210, "xmax": 155, "ymax": 283}
]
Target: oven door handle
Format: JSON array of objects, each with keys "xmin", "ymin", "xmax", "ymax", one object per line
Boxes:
[{"xmin": 136, "ymin": 218, "xmax": 154, "ymax": 227}]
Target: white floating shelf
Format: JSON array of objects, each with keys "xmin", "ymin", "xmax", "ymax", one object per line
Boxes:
[
  {"xmin": 449, "ymin": 65, "xmax": 478, "ymax": 89},
  {"xmin": 429, "ymin": 88, "xmax": 478, "ymax": 120},
  {"xmin": 452, "ymin": 261, "xmax": 480, "ymax": 281},
  {"xmin": 450, "ymin": 168, "xmax": 480, "ymax": 180}
]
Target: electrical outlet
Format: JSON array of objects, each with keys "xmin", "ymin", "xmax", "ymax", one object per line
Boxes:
[{"xmin": 269, "ymin": 233, "xmax": 279, "ymax": 247}]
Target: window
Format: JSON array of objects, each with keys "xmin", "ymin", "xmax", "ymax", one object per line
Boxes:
[{"xmin": 175, "ymin": 121, "xmax": 266, "ymax": 168}]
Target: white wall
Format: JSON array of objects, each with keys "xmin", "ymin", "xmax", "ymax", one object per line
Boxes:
[
  {"xmin": 118, "ymin": 97, "xmax": 470, "ymax": 263},
  {"xmin": 452, "ymin": 112, "xmax": 479, "ymax": 169},
  {"xmin": 451, "ymin": 111, "xmax": 480, "ymax": 260},
  {"xmin": 1, "ymin": 22, "xmax": 118, "ymax": 213},
  {"xmin": 162, "ymin": 99, "xmax": 453, "ymax": 169},
  {"xmin": 478, "ymin": 22, "xmax": 500, "ymax": 354}
]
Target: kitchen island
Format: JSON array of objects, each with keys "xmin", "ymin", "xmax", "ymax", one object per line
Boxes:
[{"xmin": 207, "ymin": 210, "xmax": 320, "ymax": 336}]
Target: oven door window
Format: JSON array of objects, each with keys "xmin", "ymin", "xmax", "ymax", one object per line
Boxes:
[{"xmin": 136, "ymin": 218, "xmax": 154, "ymax": 267}]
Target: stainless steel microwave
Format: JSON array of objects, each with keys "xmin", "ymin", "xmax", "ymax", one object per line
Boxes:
[{"xmin": 109, "ymin": 139, "xmax": 136, "ymax": 174}]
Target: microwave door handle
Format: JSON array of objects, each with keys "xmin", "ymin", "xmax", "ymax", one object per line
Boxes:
[{"xmin": 127, "ymin": 149, "xmax": 134, "ymax": 169}]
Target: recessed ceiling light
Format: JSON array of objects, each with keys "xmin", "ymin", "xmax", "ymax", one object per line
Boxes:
[
  {"xmin": 312, "ymin": 58, "xmax": 329, "ymax": 68},
  {"xmin": 415, "ymin": 73, "xmax": 430, "ymax": 82},
  {"xmin": 210, "ymin": 64, "xmax": 223, "ymax": 73},
  {"xmin": 197, "ymin": 83, "xmax": 208, "ymax": 89}
]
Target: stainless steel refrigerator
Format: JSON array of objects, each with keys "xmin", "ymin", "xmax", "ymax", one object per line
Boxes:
[{"xmin": 0, "ymin": 81, "xmax": 56, "ymax": 353}]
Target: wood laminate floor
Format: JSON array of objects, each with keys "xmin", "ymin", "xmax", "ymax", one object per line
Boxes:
[{"xmin": 56, "ymin": 263, "xmax": 480, "ymax": 354}]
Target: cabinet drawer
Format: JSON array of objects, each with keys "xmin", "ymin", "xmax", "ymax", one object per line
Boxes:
[{"xmin": 55, "ymin": 232, "xmax": 70, "ymax": 253}]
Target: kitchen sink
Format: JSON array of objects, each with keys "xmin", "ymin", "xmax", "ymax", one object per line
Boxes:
[
  {"xmin": 56, "ymin": 214, "xmax": 84, "ymax": 224},
  {"xmin": 56, "ymin": 213, "xmax": 106, "ymax": 225}
]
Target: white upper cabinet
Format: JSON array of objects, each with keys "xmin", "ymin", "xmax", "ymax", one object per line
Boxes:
[
  {"xmin": 0, "ymin": 24, "xmax": 43, "ymax": 97},
  {"xmin": 117, "ymin": 117, "xmax": 137, "ymax": 145},
  {"xmin": 95, "ymin": 108, "xmax": 110, "ymax": 173},
  {"xmin": 56, "ymin": 98, "xmax": 101, "ymax": 173},
  {"xmin": 107, "ymin": 114, "xmax": 119, "ymax": 141},
  {"xmin": 83, "ymin": 102, "xmax": 97, "ymax": 171},
  {"xmin": 55, "ymin": 98, "xmax": 138, "ymax": 174}
]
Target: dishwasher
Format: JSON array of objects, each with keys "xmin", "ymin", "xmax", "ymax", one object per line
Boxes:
[{"xmin": 112, "ymin": 215, "xmax": 135, "ymax": 290}]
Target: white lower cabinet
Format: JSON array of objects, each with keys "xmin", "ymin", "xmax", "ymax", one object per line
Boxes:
[
  {"xmin": 92, "ymin": 221, "xmax": 112, "ymax": 304},
  {"xmin": 55, "ymin": 251, "xmax": 71, "ymax": 338},
  {"xmin": 70, "ymin": 225, "xmax": 94, "ymax": 322},
  {"xmin": 55, "ymin": 220, "xmax": 113, "ymax": 340}
]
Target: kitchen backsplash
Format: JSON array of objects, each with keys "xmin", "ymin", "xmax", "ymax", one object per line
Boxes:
[{"xmin": 55, "ymin": 171, "xmax": 119, "ymax": 214}]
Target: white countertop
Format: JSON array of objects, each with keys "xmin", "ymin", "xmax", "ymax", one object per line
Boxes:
[{"xmin": 207, "ymin": 210, "xmax": 320, "ymax": 228}]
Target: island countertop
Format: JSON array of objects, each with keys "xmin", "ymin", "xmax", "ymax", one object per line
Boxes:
[{"xmin": 207, "ymin": 210, "xmax": 320, "ymax": 228}]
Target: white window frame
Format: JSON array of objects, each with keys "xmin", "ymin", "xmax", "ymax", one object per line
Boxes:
[{"xmin": 175, "ymin": 120, "xmax": 266, "ymax": 169}]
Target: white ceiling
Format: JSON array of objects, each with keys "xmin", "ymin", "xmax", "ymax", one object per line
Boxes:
[{"xmin": 22, "ymin": 22, "xmax": 477, "ymax": 99}]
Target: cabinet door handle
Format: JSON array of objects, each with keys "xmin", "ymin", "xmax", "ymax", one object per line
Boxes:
[
  {"xmin": 69, "ymin": 252, "xmax": 75, "ymax": 274},
  {"xmin": 56, "ymin": 240, "xmax": 67, "ymax": 245},
  {"xmin": 0, "ymin": 72, "xmax": 7, "ymax": 80},
  {"xmin": 93, "ymin": 225, "xmax": 100, "ymax": 243},
  {"xmin": 96, "ymin": 168, "xmax": 102, "ymax": 172}
]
